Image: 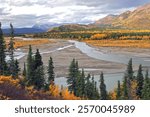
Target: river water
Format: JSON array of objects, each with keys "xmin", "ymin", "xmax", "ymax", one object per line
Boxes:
[
  {"xmin": 55, "ymin": 40, "xmax": 150, "ymax": 91},
  {"xmin": 14, "ymin": 38, "xmax": 150, "ymax": 91}
]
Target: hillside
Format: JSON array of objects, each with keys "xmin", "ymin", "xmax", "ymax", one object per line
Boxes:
[
  {"xmin": 49, "ymin": 3, "xmax": 150, "ymax": 31},
  {"xmin": 93, "ymin": 14, "xmax": 117, "ymax": 27},
  {"xmin": 48, "ymin": 24, "xmax": 94, "ymax": 32},
  {"xmin": 94, "ymin": 3, "xmax": 150, "ymax": 29}
]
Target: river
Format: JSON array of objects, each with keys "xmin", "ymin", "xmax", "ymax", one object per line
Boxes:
[
  {"xmin": 55, "ymin": 40, "xmax": 150, "ymax": 91},
  {"xmin": 14, "ymin": 38, "xmax": 150, "ymax": 91}
]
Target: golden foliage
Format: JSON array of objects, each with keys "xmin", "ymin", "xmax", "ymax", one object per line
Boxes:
[
  {"xmin": 5, "ymin": 38, "xmax": 54, "ymax": 49},
  {"xmin": 84, "ymin": 39, "xmax": 150, "ymax": 48},
  {"xmin": 109, "ymin": 90, "xmax": 117, "ymax": 100},
  {"xmin": 49, "ymin": 85, "xmax": 60, "ymax": 97},
  {"xmin": 0, "ymin": 76, "xmax": 19, "ymax": 86},
  {"xmin": 61, "ymin": 88, "xmax": 81, "ymax": 100},
  {"xmin": 91, "ymin": 34, "xmax": 107, "ymax": 40}
]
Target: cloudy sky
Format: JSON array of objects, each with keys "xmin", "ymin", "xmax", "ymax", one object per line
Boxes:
[{"xmin": 0, "ymin": 0, "xmax": 150, "ymax": 28}]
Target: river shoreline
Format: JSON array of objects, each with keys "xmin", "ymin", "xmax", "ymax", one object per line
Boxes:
[{"xmin": 17, "ymin": 39, "xmax": 127, "ymax": 77}]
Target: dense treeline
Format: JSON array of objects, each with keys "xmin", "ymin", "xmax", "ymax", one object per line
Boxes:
[
  {"xmin": 33, "ymin": 30, "xmax": 150, "ymax": 40},
  {"xmin": 0, "ymin": 23, "xmax": 150, "ymax": 100}
]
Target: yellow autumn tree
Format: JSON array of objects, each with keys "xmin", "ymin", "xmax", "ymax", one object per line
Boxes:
[
  {"xmin": 91, "ymin": 34, "xmax": 107, "ymax": 40},
  {"xmin": 61, "ymin": 88, "xmax": 81, "ymax": 100},
  {"xmin": 49, "ymin": 84, "xmax": 60, "ymax": 97}
]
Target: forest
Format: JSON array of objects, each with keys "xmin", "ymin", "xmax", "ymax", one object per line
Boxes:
[
  {"xmin": 0, "ymin": 23, "xmax": 150, "ymax": 100},
  {"xmin": 33, "ymin": 29, "xmax": 150, "ymax": 48}
]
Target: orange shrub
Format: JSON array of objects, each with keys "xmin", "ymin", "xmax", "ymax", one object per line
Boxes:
[{"xmin": 61, "ymin": 88, "xmax": 81, "ymax": 100}]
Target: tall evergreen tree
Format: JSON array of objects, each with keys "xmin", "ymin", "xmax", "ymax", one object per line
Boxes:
[
  {"xmin": 117, "ymin": 80, "xmax": 121, "ymax": 99},
  {"xmin": 125, "ymin": 58, "xmax": 134, "ymax": 80},
  {"xmin": 23, "ymin": 62, "xmax": 26, "ymax": 76},
  {"xmin": 99, "ymin": 72, "xmax": 107, "ymax": 100},
  {"xmin": 34, "ymin": 65, "xmax": 45, "ymax": 90},
  {"xmin": 33, "ymin": 49, "xmax": 43, "ymax": 69},
  {"xmin": 142, "ymin": 70, "xmax": 150, "ymax": 99},
  {"xmin": 136, "ymin": 64, "xmax": 144, "ymax": 98},
  {"xmin": 122, "ymin": 76, "xmax": 128, "ymax": 99},
  {"xmin": 47, "ymin": 57, "xmax": 55, "ymax": 84},
  {"xmin": 0, "ymin": 22, "xmax": 7, "ymax": 75},
  {"xmin": 84, "ymin": 74, "xmax": 99, "ymax": 99},
  {"xmin": 8, "ymin": 23, "xmax": 16, "ymax": 78},
  {"xmin": 67, "ymin": 59, "xmax": 79, "ymax": 95},
  {"xmin": 145, "ymin": 69, "xmax": 149, "ymax": 82},
  {"xmin": 14, "ymin": 59, "xmax": 20, "ymax": 77},
  {"xmin": 76, "ymin": 69, "xmax": 85, "ymax": 97},
  {"xmin": 26, "ymin": 45, "xmax": 34, "ymax": 85}
]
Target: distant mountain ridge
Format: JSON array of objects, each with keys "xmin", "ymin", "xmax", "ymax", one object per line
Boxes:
[
  {"xmin": 48, "ymin": 3, "xmax": 150, "ymax": 32},
  {"xmin": 2, "ymin": 28, "xmax": 45, "ymax": 35},
  {"xmin": 94, "ymin": 3, "xmax": 150, "ymax": 29}
]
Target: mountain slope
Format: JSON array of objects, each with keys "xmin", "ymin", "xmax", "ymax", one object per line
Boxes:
[
  {"xmin": 48, "ymin": 3, "xmax": 150, "ymax": 31},
  {"xmin": 48, "ymin": 24, "xmax": 94, "ymax": 32},
  {"xmin": 93, "ymin": 15, "xmax": 117, "ymax": 27},
  {"xmin": 94, "ymin": 3, "xmax": 150, "ymax": 29}
]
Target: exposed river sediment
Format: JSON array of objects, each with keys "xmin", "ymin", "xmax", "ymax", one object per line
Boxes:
[{"xmin": 14, "ymin": 38, "xmax": 150, "ymax": 91}]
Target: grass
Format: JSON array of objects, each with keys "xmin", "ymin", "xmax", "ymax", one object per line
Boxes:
[{"xmin": 83, "ymin": 39, "xmax": 150, "ymax": 48}]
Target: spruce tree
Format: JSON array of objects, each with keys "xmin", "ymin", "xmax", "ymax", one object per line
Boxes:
[
  {"xmin": 122, "ymin": 76, "xmax": 128, "ymax": 99},
  {"xmin": 23, "ymin": 62, "xmax": 26, "ymax": 76},
  {"xmin": 67, "ymin": 59, "xmax": 79, "ymax": 94},
  {"xmin": 99, "ymin": 72, "xmax": 107, "ymax": 100},
  {"xmin": 26, "ymin": 45, "xmax": 34, "ymax": 85},
  {"xmin": 0, "ymin": 22, "xmax": 7, "ymax": 75},
  {"xmin": 8, "ymin": 23, "xmax": 16, "ymax": 78},
  {"xmin": 81, "ymin": 69, "xmax": 85, "ymax": 96},
  {"xmin": 125, "ymin": 58, "xmax": 134, "ymax": 80},
  {"xmin": 76, "ymin": 69, "xmax": 85, "ymax": 97},
  {"xmin": 47, "ymin": 57, "xmax": 55, "ymax": 84},
  {"xmin": 136, "ymin": 64, "xmax": 144, "ymax": 98},
  {"xmin": 117, "ymin": 80, "xmax": 121, "ymax": 99},
  {"xmin": 142, "ymin": 70, "xmax": 150, "ymax": 99},
  {"xmin": 145, "ymin": 69, "xmax": 149, "ymax": 82},
  {"xmin": 84, "ymin": 74, "xmax": 99, "ymax": 99},
  {"xmin": 34, "ymin": 65, "xmax": 45, "ymax": 90},
  {"xmin": 14, "ymin": 59, "xmax": 20, "ymax": 77},
  {"xmin": 33, "ymin": 49, "xmax": 43, "ymax": 69},
  {"xmin": 84, "ymin": 74, "xmax": 90, "ymax": 98}
]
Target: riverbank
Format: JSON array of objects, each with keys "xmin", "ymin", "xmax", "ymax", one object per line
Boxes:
[{"xmin": 17, "ymin": 39, "xmax": 127, "ymax": 77}]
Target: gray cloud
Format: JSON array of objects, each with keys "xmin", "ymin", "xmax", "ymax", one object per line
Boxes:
[{"xmin": 0, "ymin": 0, "xmax": 150, "ymax": 28}]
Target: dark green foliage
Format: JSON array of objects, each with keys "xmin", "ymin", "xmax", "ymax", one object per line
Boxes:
[
  {"xmin": 76, "ymin": 69, "xmax": 85, "ymax": 97},
  {"xmin": 136, "ymin": 64, "xmax": 144, "ymax": 98},
  {"xmin": 67, "ymin": 59, "xmax": 79, "ymax": 94},
  {"xmin": 117, "ymin": 80, "xmax": 121, "ymax": 99},
  {"xmin": 33, "ymin": 49, "xmax": 43, "ymax": 69},
  {"xmin": 99, "ymin": 72, "xmax": 107, "ymax": 100},
  {"xmin": 26, "ymin": 45, "xmax": 34, "ymax": 85},
  {"xmin": 125, "ymin": 58, "xmax": 134, "ymax": 80},
  {"xmin": 47, "ymin": 57, "xmax": 55, "ymax": 84},
  {"xmin": 8, "ymin": 23, "xmax": 17, "ymax": 78},
  {"xmin": 34, "ymin": 66, "xmax": 45, "ymax": 90},
  {"xmin": 23, "ymin": 62, "xmax": 26, "ymax": 76},
  {"xmin": 14, "ymin": 59, "xmax": 20, "ymax": 76},
  {"xmin": 84, "ymin": 74, "xmax": 99, "ymax": 99},
  {"xmin": 145, "ymin": 69, "xmax": 149, "ymax": 82},
  {"xmin": 0, "ymin": 22, "xmax": 7, "ymax": 75},
  {"xmin": 122, "ymin": 76, "xmax": 128, "ymax": 99},
  {"xmin": 142, "ymin": 70, "xmax": 150, "ymax": 99},
  {"xmin": 26, "ymin": 46, "xmax": 46, "ymax": 90}
]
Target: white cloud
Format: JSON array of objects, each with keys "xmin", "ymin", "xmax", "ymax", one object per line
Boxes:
[{"xmin": 0, "ymin": 0, "xmax": 149, "ymax": 28}]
